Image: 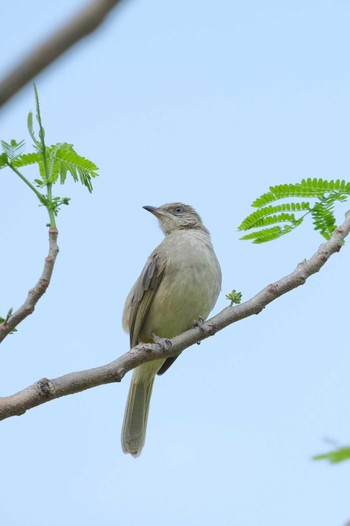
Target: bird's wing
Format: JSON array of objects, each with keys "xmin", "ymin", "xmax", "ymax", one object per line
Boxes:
[{"xmin": 125, "ymin": 252, "xmax": 166, "ymax": 348}]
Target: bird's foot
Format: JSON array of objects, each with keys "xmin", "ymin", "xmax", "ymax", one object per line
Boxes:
[
  {"xmin": 137, "ymin": 343, "xmax": 154, "ymax": 353},
  {"xmin": 193, "ymin": 317, "xmax": 205, "ymax": 344},
  {"xmin": 151, "ymin": 333, "xmax": 172, "ymax": 353},
  {"xmin": 193, "ymin": 317, "xmax": 217, "ymax": 343}
]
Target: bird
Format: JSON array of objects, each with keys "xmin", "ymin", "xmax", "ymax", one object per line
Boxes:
[{"xmin": 121, "ymin": 202, "xmax": 222, "ymax": 457}]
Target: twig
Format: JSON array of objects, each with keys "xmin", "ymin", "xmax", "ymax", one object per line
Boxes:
[
  {"xmin": 0, "ymin": 0, "xmax": 124, "ymax": 108},
  {"xmin": 0, "ymin": 228, "xmax": 59, "ymax": 343},
  {"xmin": 0, "ymin": 211, "xmax": 349, "ymax": 420}
]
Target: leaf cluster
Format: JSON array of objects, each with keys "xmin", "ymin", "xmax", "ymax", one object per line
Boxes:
[
  {"xmin": 238, "ymin": 178, "xmax": 350, "ymax": 243},
  {"xmin": 1, "ymin": 85, "xmax": 99, "ymax": 226},
  {"xmin": 226, "ymin": 290, "xmax": 242, "ymax": 306}
]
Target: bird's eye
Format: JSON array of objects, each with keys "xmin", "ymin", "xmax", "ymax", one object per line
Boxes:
[{"xmin": 174, "ymin": 206, "xmax": 183, "ymax": 214}]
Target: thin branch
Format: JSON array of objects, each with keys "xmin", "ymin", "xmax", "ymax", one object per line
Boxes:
[
  {"xmin": 0, "ymin": 228, "xmax": 59, "ymax": 343},
  {"xmin": 1, "ymin": 211, "xmax": 350, "ymax": 420},
  {"xmin": 0, "ymin": 0, "xmax": 124, "ymax": 108}
]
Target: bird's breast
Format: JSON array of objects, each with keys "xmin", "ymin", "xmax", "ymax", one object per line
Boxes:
[{"xmin": 139, "ymin": 230, "xmax": 221, "ymax": 340}]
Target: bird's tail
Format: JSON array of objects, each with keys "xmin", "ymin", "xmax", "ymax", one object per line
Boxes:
[{"xmin": 121, "ymin": 360, "xmax": 164, "ymax": 457}]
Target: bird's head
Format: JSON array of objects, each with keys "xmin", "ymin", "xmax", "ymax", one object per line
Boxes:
[{"xmin": 143, "ymin": 202, "xmax": 208, "ymax": 235}]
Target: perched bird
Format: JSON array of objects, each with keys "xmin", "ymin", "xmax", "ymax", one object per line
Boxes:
[{"xmin": 121, "ymin": 203, "xmax": 222, "ymax": 457}]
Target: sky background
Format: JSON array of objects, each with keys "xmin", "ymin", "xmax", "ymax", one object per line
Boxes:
[{"xmin": 1, "ymin": 1, "xmax": 350, "ymax": 525}]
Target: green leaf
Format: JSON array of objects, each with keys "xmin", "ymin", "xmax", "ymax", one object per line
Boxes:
[
  {"xmin": 240, "ymin": 222, "xmax": 302, "ymax": 243},
  {"xmin": 252, "ymin": 179, "xmax": 350, "ymax": 208},
  {"xmin": 1, "ymin": 139, "xmax": 25, "ymax": 161},
  {"xmin": 0, "ymin": 152, "xmax": 8, "ymax": 168},
  {"xmin": 34, "ymin": 83, "xmax": 46, "ymax": 146},
  {"xmin": 313, "ymin": 447, "xmax": 350, "ymax": 463},
  {"xmin": 34, "ymin": 178, "xmax": 44, "ymax": 187},
  {"xmin": 240, "ymin": 226, "xmax": 284, "ymax": 243},
  {"xmin": 46, "ymin": 143, "xmax": 62, "ymax": 184},
  {"xmin": 27, "ymin": 111, "xmax": 40, "ymax": 148},
  {"xmin": 238, "ymin": 203, "xmax": 310, "ymax": 231},
  {"xmin": 37, "ymin": 160, "xmax": 47, "ymax": 184},
  {"xmin": 310, "ymin": 193, "xmax": 347, "ymax": 240},
  {"xmin": 12, "ymin": 152, "xmax": 40, "ymax": 168}
]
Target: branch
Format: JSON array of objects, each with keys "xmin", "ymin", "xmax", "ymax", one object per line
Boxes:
[
  {"xmin": 0, "ymin": 0, "xmax": 123, "ymax": 108},
  {"xmin": 0, "ymin": 228, "xmax": 59, "ymax": 343},
  {"xmin": 1, "ymin": 211, "xmax": 350, "ymax": 420}
]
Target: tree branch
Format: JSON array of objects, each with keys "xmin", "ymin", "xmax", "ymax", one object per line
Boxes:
[
  {"xmin": 0, "ymin": 0, "xmax": 124, "ymax": 108},
  {"xmin": 1, "ymin": 211, "xmax": 350, "ymax": 420},
  {"xmin": 0, "ymin": 228, "xmax": 59, "ymax": 343}
]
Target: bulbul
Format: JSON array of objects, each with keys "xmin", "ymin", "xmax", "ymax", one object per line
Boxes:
[{"xmin": 121, "ymin": 202, "xmax": 222, "ymax": 457}]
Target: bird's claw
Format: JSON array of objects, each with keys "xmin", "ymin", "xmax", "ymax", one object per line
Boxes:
[{"xmin": 151, "ymin": 333, "xmax": 172, "ymax": 352}]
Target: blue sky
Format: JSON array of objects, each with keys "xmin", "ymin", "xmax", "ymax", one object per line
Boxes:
[{"xmin": 1, "ymin": 1, "xmax": 350, "ymax": 525}]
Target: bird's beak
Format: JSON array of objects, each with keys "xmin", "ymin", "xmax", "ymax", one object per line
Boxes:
[{"xmin": 143, "ymin": 205, "xmax": 166, "ymax": 218}]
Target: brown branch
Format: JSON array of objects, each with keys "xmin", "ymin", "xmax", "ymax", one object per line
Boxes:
[
  {"xmin": 0, "ymin": 228, "xmax": 59, "ymax": 343},
  {"xmin": 1, "ymin": 211, "xmax": 350, "ymax": 420},
  {"xmin": 0, "ymin": 0, "xmax": 124, "ymax": 108}
]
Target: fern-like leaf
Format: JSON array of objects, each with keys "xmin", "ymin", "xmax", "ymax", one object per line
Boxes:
[
  {"xmin": 46, "ymin": 144, "xmax": 63, "ymax": 185},
  {"xmin": 310, "ymin": 193, "xmax": 347, "ymax": 239},
  {"xmin": 1, "ymin": 139, "xmax": 25, "ymax": 162},
  {"xmin": 238, "ymin": 202, "xmax": 310, "ymax": 231},
  {"xmin": 24, "ymin": 143, "xmax": 99, "ymax": 191},
  {"xmin": 13, "ymin": 152, "xmax": 40, "ymax": 168},
  {"xmin": 252, "ymin": 179, "xmax": 350, "ymax": 208},
  {"xmin": 53, "ymin": 144, "xmax": 99, "ymax": 192},
  {"xmin": 240, "ymin": 178, "xmax": 350, "ymax": 243},
  {"xmin": 1, "ymin": 86, "xmax": 100, "ymax": 227},
  {"xmin": 239, "ymin": 223, "xmax": 300, "ymax": 243}
]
